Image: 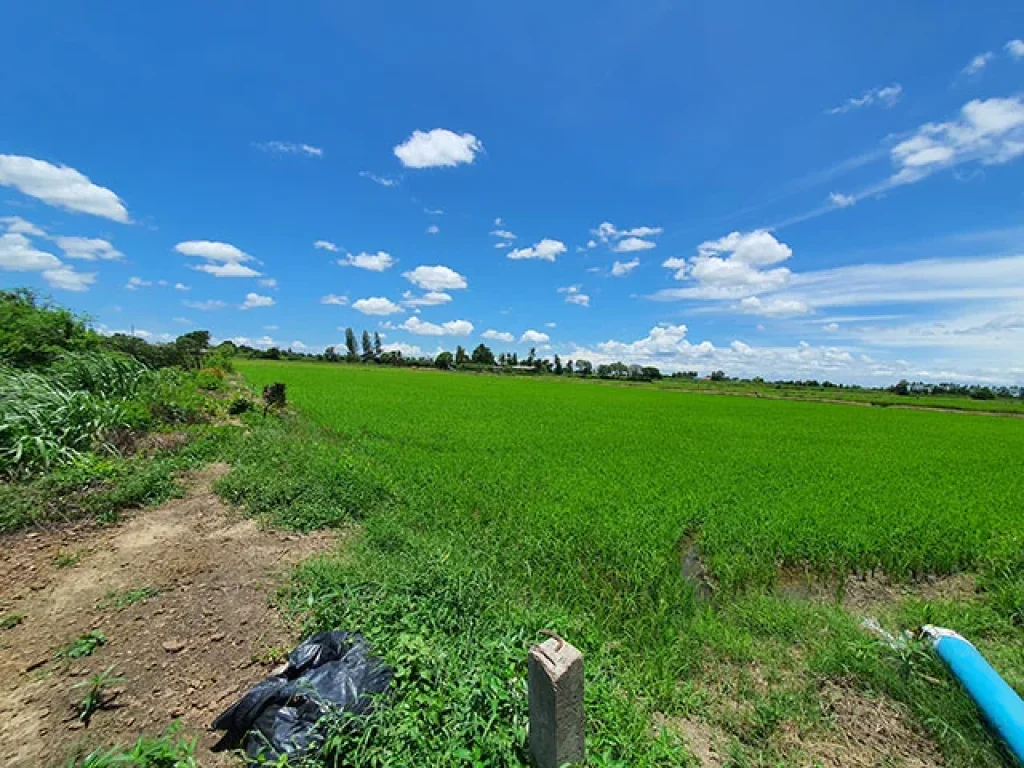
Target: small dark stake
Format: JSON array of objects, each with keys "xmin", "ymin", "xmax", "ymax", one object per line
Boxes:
[
  {"xmin": 262, "ymin": 382, "xmax": 286, "ymax": 416},
  {"xmin": 528, "ymin": 633, "xmax": 585, "ymax": 768}
]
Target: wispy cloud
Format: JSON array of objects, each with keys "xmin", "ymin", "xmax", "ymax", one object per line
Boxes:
[
  {"xmin": 253, "ymin": 141, "xmax": 323, "ymax": 158},
  {"xmin": 827, "ymin": 83, "xmax": 902, "ymax": 115}
]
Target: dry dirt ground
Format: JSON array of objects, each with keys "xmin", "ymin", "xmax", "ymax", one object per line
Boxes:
[{"xmin": 0, "ymin": 464, "xmax": 337, "ymax": 768}]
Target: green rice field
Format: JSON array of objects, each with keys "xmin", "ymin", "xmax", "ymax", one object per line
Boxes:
[{"xmin": 236, "ymin": 360, "xmax": 1024, "ymax": 766}]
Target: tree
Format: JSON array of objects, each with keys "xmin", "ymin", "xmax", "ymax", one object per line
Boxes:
[
  {"xmin": 576, "ymin": 359, "xmax": 593, "ymax": 376},
  {"xmin": 0, "ymin": 288, "xmax": 98, "ymax": 368},
  {"xmin": 455, "ymin": 345, "xmax": 468, "ymax": 365},
  {"xmin": 510, "ymin": 352, "xmax": 518, "ymax": 366},
  {"xmin": 554, "ymin": 355, "xmax": 563, "ymax": 375},
  {"xmin": 710, "ymin": 370, "xmax": 727, "ymax": 381},
  {"xmin": 345, "ymin": 328, "xmax": 358, "ymax": 361},
  {"xmin": 174, "ymin": 330, "xmax": 211, "ymax": 369},
  {"xmin": 471, "ymin": 343, "xmax": 495, "ymax": 365},
  {"xmin": 373, "ymin": 332, "xmax": 383, "ymax": 359},
  {"xmin": 324, "ymin": 345, "xmax": 339, "ymax": 362},
  {"xmin": 361, "ymin": 330, "xmax": 373, "ymax": 362},
  {"xmin": 435, "ymin": 351, "xmax": 454, "ymax": 369},
  {"xmin": 527, "ymin": 347, "xmax": 536, "ymax": 365},
  {"xmin": 640, "ymin": 366, "xmax": 662, "ymax": 381},
  {"xmin": 565, "ymin": 360, "xmax": 574, "ymax": 375}
]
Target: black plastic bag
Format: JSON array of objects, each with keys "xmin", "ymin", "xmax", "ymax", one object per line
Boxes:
[{"xmin": 212, "ymin": 631, "xmax": 393, "ymax": 763}]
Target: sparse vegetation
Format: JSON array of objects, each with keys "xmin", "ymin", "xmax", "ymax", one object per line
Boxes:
[
  {"xmin": 73, "ymin": 665, "xmax": 124, "ymax": 725},
  {"xmin": 61, "ymin": 724, "xmax": 198, "ymax": 767},
  {"xmin": 1, "ymin": 613, "xmax": 25, "ymax": 630},
  {"xmin": 98, "ymin": 586, "xmax": 162, "ymax": 611},
  {"xmin": 56, "ymin": 630, "xmax": 107, "ymax": 660}
]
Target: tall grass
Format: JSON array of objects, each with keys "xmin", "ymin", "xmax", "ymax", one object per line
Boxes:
[
  {"xmin": 50, "ymin": 351, "xmax": 152, "ymax": 398},
  {"xmin": 0, "ymin": 367, "xmax": 125, "ymax": 475}
]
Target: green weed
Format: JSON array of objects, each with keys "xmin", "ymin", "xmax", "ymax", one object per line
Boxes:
[
  {"xmin": 1, "ymin": 613, "xmax": 25, "ymax": 630},
  {"xmin": 98, "ymin": 586, "xmax": 161, "ymax": 611},
  {"xmin": 56, "ymin": 630, "xmax": 106, "ymax": 660},
  {"xmin": 62, "ymin": 723, "xmax": 198, "ymax": 766},
  {"xmin": 53, "ymin": 549, "xmax": 86, "ymax": 568},
  {"xmin": 73, "ymin": 665, "xmax": 123, "ymax": 725}
]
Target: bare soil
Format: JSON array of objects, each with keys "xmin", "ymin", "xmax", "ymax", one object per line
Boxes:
[{"xmin": 0, "ymin": 464, "xmax": 338, "ymax": 767}]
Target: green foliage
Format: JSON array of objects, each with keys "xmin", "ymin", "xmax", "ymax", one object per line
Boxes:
[
  {"xmin": 136, "ymin": 368, "xmax": 211, "ymax": 424},
  {"xmin": 98, "ymin": 586, "xmax": 162, "ymax": 611},
  {"xmin": 227, "ymin": 396, "xmax": 253, "ymax": 415},
  {"xmin": 193, "ymin": 367, "xmax": 225, "ymax": 391},
  {"xmin": 0, "ymin": 425, "xmax": 239, "ymax": 533},
  {"xmin": 173, "ymin": 330, "xmax": 210, "ymax": 370},
  {"xmin": 61, "ymin": 724, "xmax": 198, "ymax": 767},
  {"xmin": 0, "ymin": 288, "xmax": 97, "ymax": 369},
  {"xmin": 1, "ymin": 613, "xmax": 24, "ymax": 630},
  {"xmin": 215, "ymin": 414, "xmax": 391, "ymax": 530},
  {"xmin": 53, "ymin": 549, "xmax": 86, "ymax": 568},
  {"xmin": 73, "ymin": 665, "xmax": 124, "ymax": 725},
  {"xmin": 56, "ymin": 630, "xmax": 107, "ymax": 659},
  {"xmin": 0, "ymin": 366, "xmax": 127, "ymax": 475},
  {"xmin": 238, "ymin": 360, "xmax": 1024, "ymax": 766},
  {"xmin": 50, "ymin": 352, "xmax": 152, "ymax": 398}
]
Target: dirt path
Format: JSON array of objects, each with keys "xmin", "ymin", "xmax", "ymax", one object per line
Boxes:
[{"xmin": 0, "ymin": 464, "xmax": 337, "ymax": 767}]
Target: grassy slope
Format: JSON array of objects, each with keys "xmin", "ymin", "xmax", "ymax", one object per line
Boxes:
[{"xmin": 238, "ymin": 361, "xmax": 1023, "ymax": 767}]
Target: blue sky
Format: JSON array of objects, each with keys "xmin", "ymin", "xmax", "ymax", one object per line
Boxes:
[{"xmin": 2, "ymin": 2, "xmax": 1024, "ymax": 384}]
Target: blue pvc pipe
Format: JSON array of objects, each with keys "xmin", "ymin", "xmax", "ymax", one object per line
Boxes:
[{"xmin": 923, "ymin": 625, "xmax": 1024, "ymax": 763}]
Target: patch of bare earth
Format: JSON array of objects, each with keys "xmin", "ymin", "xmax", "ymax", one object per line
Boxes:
[
  {"xmin": 778, "ymin": 568, "xmax": 978, "ymax": 613},
  {"xmin": 0, "ymin": 463, "xmax": 338, "ymax": 768},
  {"xmin": 779, "ymin": 680, "xmax": 945, "ymax": 767}
]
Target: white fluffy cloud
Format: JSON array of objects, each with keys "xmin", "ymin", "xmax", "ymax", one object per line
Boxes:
[
  {"xmin": 426, "ymin": 224, "xmax": 440, "ymax": 235},
  {"xmin": 737, "ymin": 296, "xmax": 811, "ymax": 317},
  {"xmin": 559, "ymin": 284, "xmax": 590, "ymax": 306},
  {"xmin": 827, "ymin": 83, "xmax": 903, "ymax": 115},
  {"xmin": 520, "ymin": 329, "xmax": 550, "ymax": 344},
  {"xmin": 0, "ymin": 232, "xmax": 62, "ymax": 271},
  {"xmin": 890, "ymin": 96, "xmax": 1024, "ymax": 185},
  {"xmin": 0, "ymin": 154, "xmax": 129, "ymax": 222},
  {"xmin": 1007, "ymin": 40, "xmax": 1024, "ymax": 59},
  {"xmin": 193, "ymin": 262, "xmax": 261, "ymax": 278},
  {"xmin": 254, "ymin": 141, "xmax": 323, "ymax": 157},
  {"xmin": 658, "ymin": 230, "xmax": 795, "ymax": 301},
  {"xmin": 491, "ymin": 228, "xmax": 516, "ymax": 240},
  {"xmin": 53, "ymin": 236, "xmax": 122, "ymax": 261},
  {"xmin": 43, "ymin": 266, "xmax": 96, "ymax": 292},
  {"xmin": 338, "ymin": 251, "xmax": 396, "ymax": 271},
  {"xmin": 382, "ymin": 342, "xmax": 423, "ymax": 357},
  {"xmin": 403, "ymin": 264, "xmax": 467, "ymax": 291},
  {"xmin": 823, "ymin": 322, "xmax": 839, "ymax": 332},
  {"xmin": 961, "ymin": 52, "xmax": 993, "ymax": 76},
  {"xmin": 402, "ymin": 290, "xmax": 452, "ymax": 307},
  {"xmin": 174, "ymin": 282, "xmax": 190, "ymax": 291},
  {"xmin": 591, "ymin": 222, "xmax": 664, "ymax": 243},
  {"xmin": 399, "ymin": 317, "xmax": 474, "ymax": 336},
  {"xmin": 611, "ymin": 258, "xmax": 640, "ymax": 277},
  {"xmin": 829, "ymin": 192, "xmax": 855, "ymax": 208},
  {"xmin": 353, "ymin": 297, "xmax": 404, "ymax": 315},
  {"xmin": 482, "ymin": 329, "xmax": 515, "ymax": 343},
  {"xmin": 241, "ymin": 292, "xmax": 275, "ymax": 309},
  {"xmin": 0, "ymin": 216, "xmax": 44, "ymax": 236},
  {"xmin": 507, "ymin": 239, "xmax": 566, "ymax": 261},
  {"xmin": 314, "ymin": 240, "xmax": 340, "ymax": 252},
  {"xmin": 125, "ymin": 276, "xmax": 152, "ymax": 290},
  {"xmin": 393, "ymin": 129, "xmax": 483, "ymax": 168},
  {"xmin": 321, "ymin": 294, "xmax": 349, "ymax": 305},
  {"xmin": 614, "ymin": 237, "xmax": 656, "ymax": 253}
]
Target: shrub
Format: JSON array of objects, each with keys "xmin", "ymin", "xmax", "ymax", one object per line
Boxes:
[
  {"xmin": 0, "ymin": 288, "xmax": 97, "ymax": 369},
  {"xmin": 194, "ymin": 367, "xmax": 225, "ymax": 392},
  {"xmin": 138, "ymin": 369, "xmax": 210, "ymax": 424},
  {"xmin": 227, "ymin": 396, "xmax": 253, "ymax": 415}
]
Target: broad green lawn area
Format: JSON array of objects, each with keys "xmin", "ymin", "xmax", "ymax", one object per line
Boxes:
[{"xmin": 237, "ymin": 360, "xmax": 1024, "ymax": 767}]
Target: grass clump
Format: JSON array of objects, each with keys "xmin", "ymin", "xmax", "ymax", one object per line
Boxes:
[
  {"xmin": 56, "ymin": 630, "xmax": 106, "ymax": 660},
  {"xmin": 73, "ymin": 665, "xmax": 124, "ymax": 725},
  {"xmin": 1, "ymin": 613, "xmax": 25, "ymax": 630},
  {"xmin": 98, "ymin": 586, "xmax": 162, "ymax": 611},
  {"xmin": 62, "ymin": 724, "xmax": 198, "ymax": 767}
]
